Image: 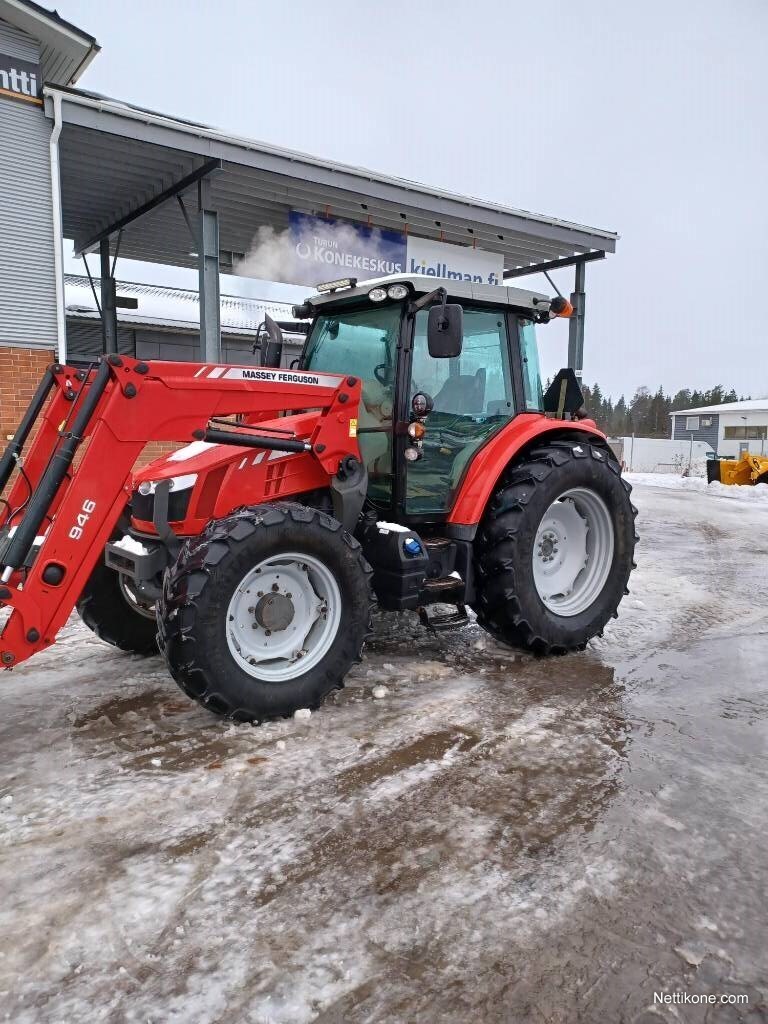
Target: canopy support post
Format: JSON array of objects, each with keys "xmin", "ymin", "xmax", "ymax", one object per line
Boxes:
[
  {"xmin": 197, "ymin": 178, "xmax": 221, "ymax": 363},
  {"xmin": 99, "ymin": 237, "xmax": 118, "ymax": 355},
  {"xmin": 567, "ymin": 259, "xmax": 586, "ymax": 381}
]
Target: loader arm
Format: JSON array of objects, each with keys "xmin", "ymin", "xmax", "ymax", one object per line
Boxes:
[{"xmin": 0, "ymin": 356, "xmax": 362, "ymax": 670}]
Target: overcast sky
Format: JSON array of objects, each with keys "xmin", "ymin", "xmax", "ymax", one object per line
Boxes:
[{"xmin": 60, "ymin": 0, "xmax": 767, "ymax": 399}]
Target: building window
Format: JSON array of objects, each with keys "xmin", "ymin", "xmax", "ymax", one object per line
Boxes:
[
  {"xmin": 700, "ymin": 416, "xmax": 713, "ymax": 428},
  {"xmin": 723, "ymin": 425, "xmax": 768, "ymax": 440},
  {"xmin": 685, "ymin": 416, "xmax": 700, "ymax": 431}
]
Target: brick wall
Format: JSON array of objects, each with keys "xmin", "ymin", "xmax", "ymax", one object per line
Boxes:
[
  {"xmin": 0, "ymin": 346, "xmax": 55, "ymax": 443},
  {"xmin": 134, "ymin": 442, "xmax": 181, "ymax": 469},
  {"xmin": 0, "ymin": 346, "xmax": 181, "ymax": 479}
]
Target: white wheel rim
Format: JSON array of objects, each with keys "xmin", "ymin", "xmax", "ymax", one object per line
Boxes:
[
  {"xmin": 118, "ymin": 574, "xmax": 156, "ymax": 620},
  {"xmin": 226, "ymin": 552, "xmax": 342, "ymax": 682},
  {"xmin": 532, "ymin": 487, "xmax": 615, "ymax": 617}
]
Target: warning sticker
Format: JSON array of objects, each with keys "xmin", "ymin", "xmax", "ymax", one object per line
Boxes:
[{"xmin": 349, "ymin": 418, "xmax": 358, "ymax": 437}]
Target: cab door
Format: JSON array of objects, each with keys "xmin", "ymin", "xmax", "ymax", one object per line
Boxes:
[{"xmin": 404, "ymin": 306, "xmax": 517, "ymax": 516}]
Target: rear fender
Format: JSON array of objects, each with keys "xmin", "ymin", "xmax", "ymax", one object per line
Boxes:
[{"xmin": 448, "ymin": 413, "xmax": 608, "ymax": 527}]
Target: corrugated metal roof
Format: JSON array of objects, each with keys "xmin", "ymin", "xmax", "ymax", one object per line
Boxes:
[
  {"xmin": 670, "ymin": 400, "xmax": 768, "ymax": 416},
  {"xmin": 47, "ymin": 85, "xmax": 617, "ymax": 278},
  {"xmin": 64, "ymin": 275, "xmax": 300, "ymax": 338}
]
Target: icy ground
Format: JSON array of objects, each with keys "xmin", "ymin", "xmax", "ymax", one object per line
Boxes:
[{"xmin": 1, "ymin": 479, "xmax": 767, "ymax": 1023}]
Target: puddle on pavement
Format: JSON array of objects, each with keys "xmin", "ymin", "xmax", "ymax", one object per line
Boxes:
[
  {"xmin": 71, "ymin": 688, "xmax": 188, "ymax": 729},
  {"xmin": 70, "ymin": 686, "xmax": 244, "ymax": 772},
  {"xmin": 336, "ymin": 727, "xmax": 480, "ymax": 795},
  {"xmin": 163, "ymin": 829, "xmax": 215, "ymax": 859}
]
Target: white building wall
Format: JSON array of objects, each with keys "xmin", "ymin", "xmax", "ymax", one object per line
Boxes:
[
  {"xmin": 716, "ymin": 412, "xmax": 768, "ymax": 457},
  {"xmin": 0, "ymin": 18, "xmax": 57, "ymax": 350}
]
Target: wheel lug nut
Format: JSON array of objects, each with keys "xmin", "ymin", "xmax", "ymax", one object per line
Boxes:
[{"xmin": 265, "ymin": 629, "xmax": 272, "ymax": 636}]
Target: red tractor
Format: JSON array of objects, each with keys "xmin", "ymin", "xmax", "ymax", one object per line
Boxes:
[{"xmin": 0, "ymin": 275, "xmax": 636, "ymax": 722}]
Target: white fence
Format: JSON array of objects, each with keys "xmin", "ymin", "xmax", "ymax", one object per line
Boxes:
[{"xmin": 610, "ymin": 437, "xmax": 714, "ymax": 475}]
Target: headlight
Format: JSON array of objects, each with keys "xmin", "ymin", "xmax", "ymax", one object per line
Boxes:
[
  {"xmin": 387, "ymin": 283, "xmax": 409, "ymax": 300},
  {"xmin": 136, "ymin": 474, "xmax": 197, "ymax": 495},
  {"xmin": 403, "ymin": 446, "xmax": 422, "ymax": 462},
  {"xmin": 368, "ymin": 287, "xmax": 387, "ymax": 302}
]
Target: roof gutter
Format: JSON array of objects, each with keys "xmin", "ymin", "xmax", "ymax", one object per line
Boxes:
[{"xmin": 48, "ymin": 90, "xmax": 67, "ymax": 363}]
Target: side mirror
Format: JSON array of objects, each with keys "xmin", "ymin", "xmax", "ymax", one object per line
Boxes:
[
  {"xmin": 427, "ymin": 304, "xmax": 463, "ymax": 358},
  {"xmin": 259, "ymin": 314, "xmax": 284, "ymax": 368}
]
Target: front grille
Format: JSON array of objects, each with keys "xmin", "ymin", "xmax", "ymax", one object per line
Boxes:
[{"xmin": 131, "ymin": 487, "xmax": 192, "ymax": 523}]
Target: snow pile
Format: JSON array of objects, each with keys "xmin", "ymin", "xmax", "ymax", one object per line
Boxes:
[
  {"xmin": 376, "ymin": 521, "xmax": 409, "ymax": 534},
  {"xmin": 625, "ymin": 473, "xmax": 768, "ymax": 503},
  {"xmin": 112, "ymin": 535, "xmax": 152, "ymax": 556}
]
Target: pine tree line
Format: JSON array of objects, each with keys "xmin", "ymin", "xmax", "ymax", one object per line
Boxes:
[{"xmin": 548, "ymin": 383, "xmax": 752, "ymax": 438}]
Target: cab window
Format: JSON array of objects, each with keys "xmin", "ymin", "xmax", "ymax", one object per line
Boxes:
[
  {"xmin": 519, "ymin": 319, "xmax": 544, "ymax": 411},
  {"xmin": 303, "ymin": 304, "xmax": 402, "ymax": 506},
  {"xmin": 406, "ymin": 307, "xmax": 516, "ymax": 514}
]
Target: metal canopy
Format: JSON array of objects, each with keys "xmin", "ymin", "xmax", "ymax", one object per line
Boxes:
[{"xmin": 46, "ymin": 86, "xmax": 617, "ymax": 277}]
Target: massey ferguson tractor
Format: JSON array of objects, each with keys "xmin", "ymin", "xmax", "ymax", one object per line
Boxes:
[{"xmin": 0, "ymin": 275, "xmax": 637, "ymax": 722}]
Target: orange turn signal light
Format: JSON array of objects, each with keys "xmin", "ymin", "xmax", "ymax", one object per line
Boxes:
[
  {"xmin": 550, "ymin": 297, "xmax": 574, "ymax": 318},
  {"xmin": 408, "ymin": 421, "xmax": 426, "ymax": 441}
]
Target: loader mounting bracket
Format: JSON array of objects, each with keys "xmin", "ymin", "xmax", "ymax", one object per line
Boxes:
[{"xmin": 330, "ymin": 455, "xmax": 368, "ymax": 532}]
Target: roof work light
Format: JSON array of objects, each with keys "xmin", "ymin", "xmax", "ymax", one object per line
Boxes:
[{"xmin": 316, "ymin": 278, "xmax": 358, "ymax": 294}]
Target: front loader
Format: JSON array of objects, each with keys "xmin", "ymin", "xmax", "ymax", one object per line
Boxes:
[{"xmin": 0, "ymin": 274, "xmax": 637, "ymax": 722}]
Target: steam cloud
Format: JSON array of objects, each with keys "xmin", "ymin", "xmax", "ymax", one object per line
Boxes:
[
  {"xmin": 234, "ymin": 219, "xmax": 400, "ymax": 286},
  {"xmin": 234, "ymin": 225, "xmax": 301, "ymax": 284}
]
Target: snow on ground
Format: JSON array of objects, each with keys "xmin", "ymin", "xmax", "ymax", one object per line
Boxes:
[
  {"xmin": 626, "ymin": 471, "xmax": 768, "ymax": 502},
  {"xmin": 1, "ymin": 481, "xmax": 767, "ymax": 1022}
]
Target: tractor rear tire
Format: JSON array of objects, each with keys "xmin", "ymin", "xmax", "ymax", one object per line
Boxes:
[
  {"xmin": 77, "ymin": 560, "xmax": 160, "ymax": 655},
  {"xmin": 473, "ymin": 440, "xmax": 637, "ymax": 654},
  {"xmin": 157, "ymin": 503, "xmax": 374, "ymax": 723}
]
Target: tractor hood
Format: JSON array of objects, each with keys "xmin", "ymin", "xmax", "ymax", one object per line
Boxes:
[
  {"xmin": 129, "ymin": 410, "xmax": 326, "ymax": 534},
  {"xmin": 133, "ymin": 411, "xmax": 317, "ymax": 488}
]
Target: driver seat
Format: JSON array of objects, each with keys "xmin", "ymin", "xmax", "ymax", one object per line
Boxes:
[{"xmin": 433, "ymin": 368, "xmax": 486, "ymax": 415}]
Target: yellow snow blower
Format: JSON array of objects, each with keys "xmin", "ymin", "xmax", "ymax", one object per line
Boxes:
[{"xmin": 707, "ymin": 452, "xmax": 768, "ymax": 486}]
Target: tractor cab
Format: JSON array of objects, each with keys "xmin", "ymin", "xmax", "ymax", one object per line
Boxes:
[{"xmin": 292, "ymin": 274, "xmax": 562, "ymax": 522}]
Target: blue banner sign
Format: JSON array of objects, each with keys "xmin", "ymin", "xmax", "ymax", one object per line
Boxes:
[{"xmin": 289, "ymin": 211, "xmax": 406, "ymax": 285}]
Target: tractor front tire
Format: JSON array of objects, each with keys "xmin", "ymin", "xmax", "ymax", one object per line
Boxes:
[
  {"xmin": 77, "ymin": 560, "xmax": 160, "ymax": 655},
  {"xmin": 474, "ymin": 440, "xmax": 637, "ymax": 654},
  {"xmin": 157, "ymin": 503, "xmax": 374, "ymax": 723}
]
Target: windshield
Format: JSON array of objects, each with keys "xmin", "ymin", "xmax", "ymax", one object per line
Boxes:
[{"xmin": 303, "ymin": 305, "xmax": 402, "ymax": 383}]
